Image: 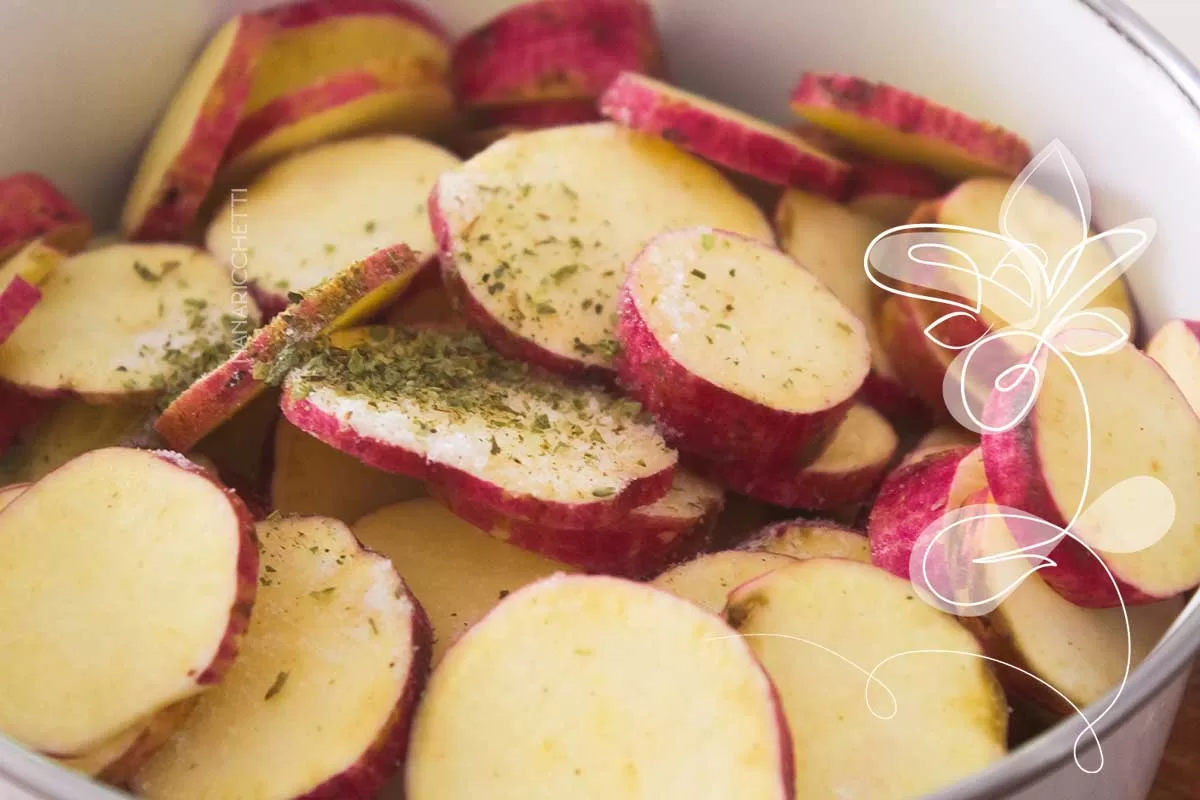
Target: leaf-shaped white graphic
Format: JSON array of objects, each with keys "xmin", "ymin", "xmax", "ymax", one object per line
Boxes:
[
  {"xmin": 1072, "ymin": 476, "xmax": 1175, "ymax": 554},
  {"xmin": 923, "ymin": 311, "xmax": 988, "ymax": 350},
  {"xmin": 1000, "ymin": 140, "xmax": 1091, "ymax": 296},
  {"xmin": 1048, "ymin": 220, "xmax": 1156, "ymax": 319},
  {"xmin": 1055, "ymin": 308, "xmax": 1131, "ymax": 358}
]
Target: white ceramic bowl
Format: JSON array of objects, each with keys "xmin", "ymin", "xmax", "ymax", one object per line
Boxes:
[{"xmin": 1, "ymin": 1, "xmax": 1198, "ymax": 797}]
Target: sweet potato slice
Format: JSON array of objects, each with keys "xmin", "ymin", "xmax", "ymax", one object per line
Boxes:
[
  {"xmin": 902, "ymin": 425, "xmax": 978, "ymax": 467},
  {"xmin": 438, "ymin": 467, "xmax": 722, "ymax": 577},
  {"xmin": 1146, "ymin": 319, "xmax": 1200, "ymax": 415},
  {"xmin": 0, "ymin": 400, "xmax": 149, "ymax": 484},
  {"xmin": 406, "ymin": 575, "xmax": 794, "ymax": 799},
  {"xmin": 0, "ymin": 383, "xmax": 48, "ymax": 461},
  {"xmin": 846, "ymin": 160, "xmax": 945, "ymax": 227},
  {"xmin": 472, "ymin": 99, "xmax": 601, "ymax": 129},
  {"xmin": 220, "ymin": 72, "xmax": 455, "ymax": 189},
  {"xmin": 695, "ymin": 403, "xmax": 898, "ymax": 510},
  {"xmin": 876, "ymin": 293, "xmax": 958, "ymax": 416},
  {"xmin": 353, "ymin": 499, "xmax": 574, "ymax": 664},
  {"xmin": 133, "ymin": 515, "xmax": 430, "ymax": 799},
  {"xmin": 773, "ymin": 189, "xmax": 926, "ymax": 423},
  {"xmin": 0, "ymin": 244, "xmax": 257, "ymax": 401},
  {"xmin": 984, "ymin": 342, "xmax": 1200, "ymax": 606},
  {"xmin": 452, "ymin": 0, "xmax": 662, "ymax": 107},
  {"xmin": 741, "ymin": 519, "xmax": 870, "ymax": 563},
  {"xmin": 281, "ymin": 326, "xmax": 676, "ymax": 529},
  {"xmin": 57, "ymin": 699, "xmax": 195, "ymax": 784},
  {"xmin": 601, "ymin": 72, "xmax": 850, "ymax": 194},
  {"xmin": 246, "ymin": 0, "xmax": 450, "ymax": 116},
  {"xmin": 618, "ymin": 227, "xmax": 869, "ymax": 466},
  {"xmin": 121, "ymin": 15, "xmax": 272, "ymax": 240},
  {"xmin": 271, "ymin": 418, "xmax": 425, "ymax": 521},
  {"xmin": 155, "ymin": 243, "xmax": 423, "ymax": 451},
  {"xmin": 0, "ymin": 482, "xmax": 27, "ymax": 510},
  {"xmin": 790, "ymin": 73, "xmax": 1031, "ymax": 178},
  {"xmin": 868, "ymin": 445, "xmax": 980, "ymax": 581},
  {"xmin": 958, "ymin": 498, "xmax": 1184, "ymax": 717},
  {"xmin": 0, "ymin": 239, "xmax": 63, "ymax": 345},
  {"xmin": 726, "ymin": 558, "xmax": 1007, "ymax": 798},
  {"xmin": 430, "ymin": 122, "xmax": 773, "ymax": 376},
  {"xmin": 208, "ymin": 135, "xmax": 459, "ymax": 310},
  {"xmin": 0, "ymin": 448, "xmax": 257, "ymax": 756},
  {"xmin": 652, "ymin": 550, "xmax": 797, "ymax": 614},
  {"xmin": 0, "ymin": 173, "xmax": 91, "ymax": 262}
]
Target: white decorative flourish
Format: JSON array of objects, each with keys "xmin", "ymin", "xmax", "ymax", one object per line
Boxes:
[{"xmin": 860, "ymin": 141, "xmax": 1171, "ymax": 773}]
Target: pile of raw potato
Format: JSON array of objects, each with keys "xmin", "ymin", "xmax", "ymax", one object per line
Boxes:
[{"xmin": 0, "ymin": 0, "xmax": 1197, "ymax": 798}]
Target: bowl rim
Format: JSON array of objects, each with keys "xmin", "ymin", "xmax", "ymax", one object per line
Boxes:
[
  {"xmin": 927, "ymin": 5, "xmax": 1200, "ymax": 796},
  {"xmin": 0, "ymin": 1, "xmax": 1198, "ymax": 799}
]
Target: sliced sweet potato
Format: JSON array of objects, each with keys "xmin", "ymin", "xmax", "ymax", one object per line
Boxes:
[
  {"xmin": 0, "ymin": 482, "xmax": 27, "ymax": 510},
  {"xmin": 0, "ymin": 383, "xmax": 48, "ymax": 462},
  {"xmin": 958, "ymin": 498, "xmax": 1185, "ymax": 717},
  {"xmin": 601, "ymin": 72, "xmax": 850, "ymax": 194},
  {"xmin": 281, "ymin": 326, "xmax": 676, "ymax": 529},
  {"xmin": 121, "ymin": 15, "xmax": 272, "ymax": 240},
  {"xmin": 406, "ymin": 575, "xmax": 794, "ymax": 799},
  {"xmin": 452, "ymin": 0, "xmax": 662, "ymax": 107},
  {"xmin": 618, "ymin": 227, "xmax": 869, "ymax": 466},
  {"xmin": 133, "ymin": 515, "xmax": 430, "ymax": 799},
  {"xmin": 652, "ymin": 550, "xmax": 798, "ymax": 614},
  {"xmin": 472, "ymin": 99, "xmax": 601, "ymax": 129},
  {"xmin": 381, "ymin": 270, "xmax": 464, "ymax": 329},
  {"xmin": 868, "ymin": 445, "xmax": 981, "ymax": 581},
  {"xmin": 0, "ymin": 173, "xmax": 91, "ymax": 262},
  {"xmin": 437, "ymin": 468, "xmax": 722, "ymax": 577},
  {"xmin": 0, "ymin": 400, "xmax": 149, "ymax": 484},
  {"xmin": 741, "ymin": 519, "xmax": 870, "ymax": 563},
  {"xmin": 220, "ymin": 71, "xmax": 455, "ymax": 189},
  {"xmin": 57, "ymin": 699, "xmax": 195, "ymax": 785},
  {"xmin": 876, "ymin": 293, "xmax": 958, "ymax": 416},
  {"xmin": 984, "ymin": 342, "xmax": 1200, "ymax": 606},
  {"xmin": 790, "ymin": 73, "xmax": 1031, "ymax": 178},
  {"xmin": 431, "ymin": 121, "xmax": 773, "ymax": 376},
  {"xmin": 247, "ymin": 0, "xmax": 450, "ymax": 115},
  {"xmin": 353, "ymin": 499, "xmax": 574, "ymax": 664},
  {"xmin": 0, "ymin": 239, "xmax": 63, "ymax": 345},
  {"xmin": 774, "ymin": 189, "xmax": 925, "ymax": 423},
  {"xmin": 902, "ymin": 425, "xmax": 978, "ymax": 467},
  {"xmin": 1144, "ymin": 318, "xmax": 1200, "ymax": 415},
  {"xmin": 726, "ymin": 558, "xmax": 1007, "ymax": 797},
  {"xmin": 0, "ymin": 448, "xmax": 257, "ymax": 756},
  {"xmin": 155, "ymin": 243, "xmax": 423, "ymax": 452},
  {"xmin": 271, "ymin": 417, "xmax": 425, "ymax": 522},
  {"xmin": 0, "ymin": 244, "xmax": 258, "ymax": 401},
  {"xmin": 846, "ymin": 160, "xmax": 946, "ymax": 226},
  {"xmin": 695, "ymin": 403, "xmax": 898, "ymax": 510},
  {"xmin": 207, "ymin": 135, "xmax": 460, "ymax": 309}
]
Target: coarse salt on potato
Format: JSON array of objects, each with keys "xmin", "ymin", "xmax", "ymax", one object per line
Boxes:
[{"xmin": 430, "ymin": 122, "xmax": 773, "ymax": 376}]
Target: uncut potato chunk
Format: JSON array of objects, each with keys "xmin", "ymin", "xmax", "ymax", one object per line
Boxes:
[
  {"xmin": 652, "ymin": 550, "xmax": 797, "ymax": 614},
  {"xmin": 281, "ymin": 327, "xmax": 677, "ymax": 528},
  {"xmin": 206, "ymin": 135, "xmax": 460, "ymax": 307},
  {"xmin": 984, "ymin": 343, "xmax": 1200, "ymax": 607},
  {"xmin": 438, "ymin": 467, "xmax": 722, "ymax": 577},
  {"xmin": 726, "ymin": 559, "xmax": 1007, "ymax": 799},
  {"xmin": 134, "ymin": 516, "xmax": 430, "ymax": 799},
  {"xmin": 957, "ymin": 495, "xmax": 1184, "ymax": 717},
  {"xmin": 618, "ymin": 227, "xmax": 869, "ymax": 466},
  {"xmin": 406, "ymin": 575, "xmax": 794, "ymax": 799},
  {"xmin": 271, "ymin": 418, "xmax": 425, "ymax": 522},
  {"xmin": 741, "ymin": 519, "xmax": 871, "ymax": 563},
  {"xmin": 354, "ymin": 499, "xmax": 574, "ymax": 664},
  {"xmin": 0, "ymin": 448, "xmax": 257, "ymax": 756},
  {"xmin": 155, "ymin": 244, "xmax": 423, "ymax": 452},
  {"xmin": 0, "ymin": 243, "xmax": 258, "ymax": 400},
  {"xmin": 121, "ymin": 15, "xmax": 272, "ymax": 240},
  {"xmin": 430, "ymin": 122, "xmax": 773, "ymax": 376}
]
